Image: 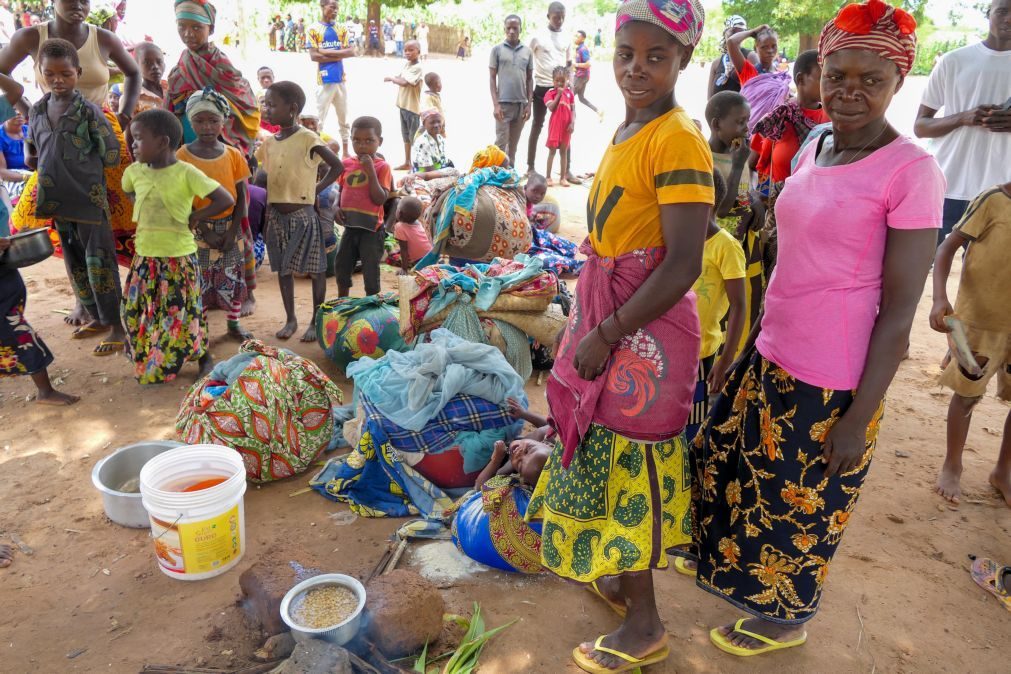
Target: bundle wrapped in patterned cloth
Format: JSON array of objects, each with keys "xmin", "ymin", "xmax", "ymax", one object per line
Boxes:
[
  {"xmin": 176, "ymin": 341, "xmax": 344, "ymax": 483},
  {"xmin": 315, "ymin": 292, "xmax": 409, "ymax": 372}
]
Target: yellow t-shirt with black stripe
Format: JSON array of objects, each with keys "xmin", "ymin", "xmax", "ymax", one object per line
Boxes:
[{"xmin": 587, "ymin": 108, "xmax": 714, "ymax": 258}]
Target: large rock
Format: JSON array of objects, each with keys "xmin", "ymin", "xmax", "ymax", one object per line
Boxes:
[
  {"xmin": 365, "ymin": 569, "xmax": 444, "ymax": 658},
  {"xmin": 240, "ymin": 554, "xmax": 322, "ymax": 635},
  {"xmin": 269, "ymin": 640, "xmax": 351, "ymax": 674}
]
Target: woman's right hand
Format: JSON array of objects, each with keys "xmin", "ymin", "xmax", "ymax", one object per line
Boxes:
[
  {"xmin": 573, "ymin": 329, "xmax": 611, "ymax": 380},
  {"xmin": 751, "ymin": 24, "xmax": 771, "ymax": 36}
]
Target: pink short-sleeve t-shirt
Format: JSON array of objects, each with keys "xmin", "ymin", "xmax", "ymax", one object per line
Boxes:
[
  {"xmin": 394, "ymin": 219, "xmax": 433, "ymax": 264},
  {"xmin": 756, "ymin": 134, "xmax": 945, "ymax": 390}
]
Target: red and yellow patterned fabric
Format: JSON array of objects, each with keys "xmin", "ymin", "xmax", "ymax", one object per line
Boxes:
[{"xmin": 176, "ymin": 340, "xmax": 343, "ymax": 483}]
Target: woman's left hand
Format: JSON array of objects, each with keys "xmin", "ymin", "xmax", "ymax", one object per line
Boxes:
[
  {"xmin": 821, "ymin": 416, "xmax": 868, "ymax": 478},
  {"xmin": 572, "ymin": 329, "xmax": 611, "ymax": 381}
]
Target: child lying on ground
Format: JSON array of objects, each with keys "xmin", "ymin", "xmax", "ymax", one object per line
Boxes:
[{"xmin": 474, "ymin": 397, "xmax": 552, "ymax": 489}]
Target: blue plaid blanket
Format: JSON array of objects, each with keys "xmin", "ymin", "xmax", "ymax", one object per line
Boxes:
[{"xmin": 362, "ymin": 393, "xmax": 521, "ymax": 473}]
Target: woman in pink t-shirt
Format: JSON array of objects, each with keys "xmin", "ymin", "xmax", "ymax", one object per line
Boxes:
[{"xmin": 690, "ymin": 0, "xmax": 945, "ymax": 657}]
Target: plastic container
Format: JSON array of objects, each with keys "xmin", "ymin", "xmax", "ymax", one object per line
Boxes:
[
  {"xmin": 280, "ymin": 574, "xmax": 367, "ymax": 646},
  {"xmin": 139, "ymin": 444, "xmax": 247, "ymax": 581}
]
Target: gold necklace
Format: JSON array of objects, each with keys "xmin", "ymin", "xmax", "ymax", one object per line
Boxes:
[{"xmin": 835, "ymin": 123, "xmax": 889, "ymax": 165}]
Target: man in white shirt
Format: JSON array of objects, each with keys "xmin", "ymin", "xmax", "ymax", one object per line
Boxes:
[
  {"xmin": 0, "ymin": 1, "xmax": 14, "ymax": 49},
  {"xmin": 527, "ymin": 2, "xmax": 577, "ymax": 181},
  {"xmin": 393, "ymin": 19, "xmax": 406, "ymax": 57},
  {"xmin": 915, "ymin": 0, "xmax": 1011, "ymax": 244}
]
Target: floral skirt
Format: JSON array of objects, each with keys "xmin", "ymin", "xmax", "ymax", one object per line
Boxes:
[
  {"xmin": 0, "ymin": 270, "xmax": 53, "ymax": 377},
  {"xmin": 122, "ymin": 255, "xmax": 208, "ymax": 385},
  {"xmin": 526, "ymin": 424, "xmax": 692, "ymax": 583},
  {"xmin": 691, "ymin": 351, "xmax": 883, "ymax": 625}
]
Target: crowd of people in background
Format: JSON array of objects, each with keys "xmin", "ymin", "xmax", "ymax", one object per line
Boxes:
[
  {"xmin": 0, "ymin": 0, "xmax": 1009, "ymax": 670},
  {"xmin": 269, "ymin": 11, "xmax": 433, "ymax": 60}
]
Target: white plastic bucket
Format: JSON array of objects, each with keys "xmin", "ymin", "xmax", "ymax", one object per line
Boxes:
[{"xmin": 139, "ymin": 444, "xmax": 247, "ymax": 581}]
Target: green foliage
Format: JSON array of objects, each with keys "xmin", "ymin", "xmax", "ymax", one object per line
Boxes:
[
  {"xmin": 413, "ymin": 604, "xmax": 515, "ymax": 674},
  {"xmin": 720, "ymin": 0, "xmax": 932, "ymax": 38},
  {"xmin": 912, "ymin": 34, "xmax": 968, "ymax": 75}
]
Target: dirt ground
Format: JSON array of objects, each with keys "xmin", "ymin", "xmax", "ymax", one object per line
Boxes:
[{"xmin": 3, "ymin": 180, "xmax": 1011, "ymax": 672}]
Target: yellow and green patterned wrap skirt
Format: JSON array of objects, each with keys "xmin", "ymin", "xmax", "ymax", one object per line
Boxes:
[{"xmin": 526, "ymin": 423, "xmax": 692, "ymax": 583}]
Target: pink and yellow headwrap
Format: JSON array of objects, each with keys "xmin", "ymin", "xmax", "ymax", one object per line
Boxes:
[
  {"xmin": 175, "ymin": 0, "xmax": 216, "ymax": 26},
  {"xmin": 819, "ymin": 0, "xmax": 917, "ymax": 77},
  {"xmin": 615, "ymin": 0, "xmax": 705, "ymax": 48}
]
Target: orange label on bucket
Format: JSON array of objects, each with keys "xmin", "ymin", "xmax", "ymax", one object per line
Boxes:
[{"xmin": 150, "ymin": 505, "xmax": 241, "ymax": 575}]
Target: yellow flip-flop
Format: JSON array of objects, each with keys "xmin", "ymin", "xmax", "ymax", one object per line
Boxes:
[
  {"xmin": 572, "ymin": 635, "xmax": 670, "ymax": 673},
  {"xmin": 710, "ymin": 618, "xmax": 807, "ymax": 657},
  {"xmin": 93, "ymin": 341, "xmax": 125, "ymax": 357},
  {"xmin": 586, "ymin": 580, "xmax": 627, "ymax": 618},
  {"xmin": 674, "ymin": 556, "xmax": 697, "ymax": 577}
]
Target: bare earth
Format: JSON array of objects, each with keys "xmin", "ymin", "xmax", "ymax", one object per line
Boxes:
[{"xmin": 2, "ymin": 55, "xmax": 1010, "ymax": 674}]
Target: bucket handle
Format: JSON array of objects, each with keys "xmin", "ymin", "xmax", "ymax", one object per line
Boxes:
[{"xmin": 151, "ymin": 513, "xmax": 184, "ymax": 541}]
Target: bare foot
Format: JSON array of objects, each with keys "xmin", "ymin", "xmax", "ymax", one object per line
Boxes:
[
  {"xmin": 227, "ymin": 325, "xmax": 254, "ymax": 342},
  {"xmin": 393, "ymin": 163, "xmax": 411, "ymax": 171},
  {"xmin": 35, "ymin": 389, "xmax": 80, "ymax": 406},
  {"xmin": 988, "ymin": 469, "xmax": 1011, "ymax": 507},
  {"xmin": 240, "ymin": 295, "xmax": 257, "ymax": 318},
  {"xmin": 715, "ymin": 618, "xmax": 804, "ymax": 651},
  {"xmin": 64, "ymin": 302, "xmax": 90, "ymax": 326},
  {"xmin": 560, "ymin": 179, "xmax": 570, "ymax": 187},
  {"xmin": 300, "ymin": 325, "xmax": 318, "ymax": 343},
  {"xmin": 578, "ymin": 623, "xmax": 667, "ymax": 670},
  {"xmin": 276, "ymin": 321, "xmax": 298, "ymax": 340},
  {"xmin": 546, "ymin": 178, "xmax": 556, "ymax": 187},
  {"xmin": 935, "ymin": 462, "xmax": 962, "ymax": 505},
  {"xmin": 0, "ymin": 543, "xmax": 12, "ymax": 568},
  {"xmin": 565, "ymin": 174, "xmax": 583, "ymax": 186},
  {"xmin": 197, "ymin": 354, "xmax": 215, "ymax": 380}
]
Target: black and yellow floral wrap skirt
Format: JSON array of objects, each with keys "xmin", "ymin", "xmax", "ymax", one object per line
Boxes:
[
  {"xmin": 691, "ymin": 351, "xmax": 883, "ymax": 625},
  {"xmin": 526, "ymin": 424, "xmax": 693, "ymax": 583}
]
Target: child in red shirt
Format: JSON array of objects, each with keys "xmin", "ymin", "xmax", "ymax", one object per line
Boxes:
[
  {"xmin": 544, "ymin": 66, "xmax": 574, "ymax": 187},
  {"xmin": 335, "ymin": 116, "xmax": 393, "ymax": 297}
]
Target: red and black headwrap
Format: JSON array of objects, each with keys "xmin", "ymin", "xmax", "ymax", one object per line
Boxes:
[{"xmin": 819, "ymin": 0, "xmax": 918, "ymax": 77}]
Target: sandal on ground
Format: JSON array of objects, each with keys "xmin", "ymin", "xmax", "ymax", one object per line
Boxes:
[
  {"xmin": 93, "ymin": 341, "xmax": 125, "ymax": 357},
  {"xmin": 586, "ymin": 580, "xmax": 627, "ymax": 618},
  {"xmin": 970, "ymin": 556, "xmax": 1011, "ymax": 612},
  {"xmin": 674, "ymin": 556, "xmax": 697, "ymax": 578},
  {"xmin": 71, "ymin": 324, "xmax": 110, "ymax": 339},
  {"xmin": 571, "ymin": 635, "xmax": 669, "ymax": 673},
  {"xmin": 709, "ymin": 618, "xmax": 807, "ymax": 657}
]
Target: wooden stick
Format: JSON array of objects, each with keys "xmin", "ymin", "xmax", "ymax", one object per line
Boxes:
[
  {"xmin": 346, "ymin": 651, "xmax": 382, "ymax": 674},
  {"xmin": 384, "ymin": 539, "xmax": 409, "ymax": 575},
  {"xmin": 367, "ymin": 541, "xmax": 395, "ymax": 583}
]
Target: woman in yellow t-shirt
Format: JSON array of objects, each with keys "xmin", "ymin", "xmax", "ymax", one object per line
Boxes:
[{"xmin": 525, "ymin": 1, "xmax": 712, "ymax": 671}]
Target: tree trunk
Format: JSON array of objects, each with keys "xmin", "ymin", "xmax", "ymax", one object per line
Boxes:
[
  {"xmin": 368, "ymin": 2, "xmax": 381, "ymax": 29},
  {"xmin": 799, "ymin": 33, "xmax": 818, "ymax": 54}
]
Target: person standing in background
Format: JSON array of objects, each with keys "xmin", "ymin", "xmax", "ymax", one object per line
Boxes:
[
  {"xmin": 528, "ymin": 2, "xmax": 577, "ymax": 182},
  {"xmin": 307, "ymin": 0, "xmax": 356, "ymax": 159},
  {"xmin": 490, "ymin": 14, "xmax": 533, "ymax": 168},
  {"xmin": 393, "ymin": 18, "xmax": 405, "ymax": 58},
  {"xmin": 417, "ymin": 21, "xmax": 429, "ymax": 60},
  {"xmin": 572, "ymin": 29, "xmax": 602, "ymax": 120},
  {"xmin": 0, "ymin": 1, "xmax": 16, "ymax": 49},
  {"xmin": 914, "ymin": 0, "xmax": 1011, "ymax": 246}
]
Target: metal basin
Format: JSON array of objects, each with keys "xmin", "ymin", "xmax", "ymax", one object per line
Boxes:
[
  {"xmin": 91, "ymin": 441, "xmax": 184, "ymax": 528},
  {"xmin": 0, "ymin": 229, "xmax": 54, "ymax": 270},
  {"xmin": 280, "ymin": 574, "xmax": 367, "ymax": 646}
]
